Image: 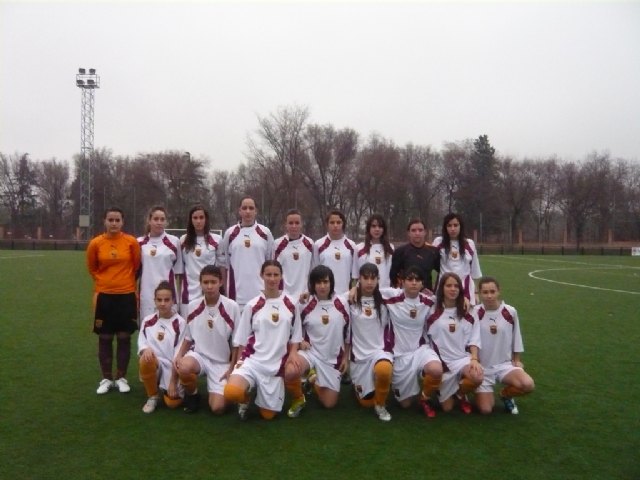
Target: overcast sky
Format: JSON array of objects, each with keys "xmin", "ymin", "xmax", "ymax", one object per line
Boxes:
[{"xmin": 2, "ymin": 1, "xmax": 639, "ymax": 170}]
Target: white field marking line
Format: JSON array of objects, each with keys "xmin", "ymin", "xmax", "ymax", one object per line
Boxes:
[
  {"xmin": 527, "ymin": 266, "xmax": 640, "ymax": 295},
  {"xmin": 484, "ymin": 255, "xmax": 640, "ymax": 270},
  {"xmin": 0, "ymin": 254, "xmax": 46, "ymax": 260}
]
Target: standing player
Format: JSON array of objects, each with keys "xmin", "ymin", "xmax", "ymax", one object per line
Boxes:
[
  {"xmin": 176, "ymin": 265, "xmax": 241, "ymax": 414},
  {"xmin": 138, "ymin": 206, "xmax": 183, "ymax": 319},
  {"xmin": 426, "ymin": 273, "xmax": 483, "ymax": 414},
  {"xmin": 179, "ymin": 205, "xmax": 224, "ymax": 316},
  {"xmin": 86, "ymin": 207, "xmax": 141, "ymax": 395},
  {"xmin": 352, "ymin": 214, "xmax": 394, "ymax": 289},
  {"xmin": 313, "ymin": 209, "xmax": 356, "ymax": 294},
  {"xmin": 432, "ymin": 213, "xmax": 482, "ymax": 304},
  {"xmin": 221, "ymin": 196, "xmax": 274, "ymax": 309},
  {"xmin": 349, "ymin": 263, "xmax": 394, "ymax": 422},
  {"xmin": 137, "ymin": 281, "xmax": 187, "ymax": 413},
  {"xmin": 379, "ymin": 266, "xmax": 443, "ymax": 418},
  {"xmin": 273, "ymin": 209, "xmax": 314, "ymax": 298},
  {"xmin": 474, "ymin": 277, "xmax": 535, "ymax": 414},
  {"xmin": 390, "ymin": 218, "xmax": 440, "ymax": 293},
  {"xmin": 284, "ymin": 265, "xmax": 350, "ymax": 418},
  {"xmin": 223, "ymin": 260, "xmax": 303, "ymax": 420}
]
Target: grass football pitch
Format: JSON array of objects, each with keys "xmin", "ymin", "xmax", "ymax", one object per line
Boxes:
[{"xmin": 0, "ymin": 251, "xmax": 638, "ymax": 479}]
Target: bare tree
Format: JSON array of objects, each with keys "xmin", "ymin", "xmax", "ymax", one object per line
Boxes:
[
  {"xmin": 498, "ymin": 158, "xmax": 539, "ymax": 244},
  {"xmin": 36, "ymin": 159, "xmax": 71, "ymax": 238}
]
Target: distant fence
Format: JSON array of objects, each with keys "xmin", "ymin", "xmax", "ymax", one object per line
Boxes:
[{"xmin": 1, "ymin": 239, "xmax": 638, "ymax": 256}]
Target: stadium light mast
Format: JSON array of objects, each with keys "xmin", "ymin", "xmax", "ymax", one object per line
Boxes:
[{"xmin": 76, "ymin": 67, "xmax": 100, "ymax": 239}]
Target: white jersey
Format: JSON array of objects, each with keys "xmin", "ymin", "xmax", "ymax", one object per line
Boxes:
[
  {"xmin": 380, "ymin": 287, "xmax": 434, "ymax": 356},
  {"xmin": 273, "ymin": 234, "xmax": 314, "ymax": 297},
  {"xmin": 426, "ymin": 306, "xmax": 481, "ymax": 369},
  {"xmin": 432, "ymin": 237, "xmax": 482, "ymax": 302},
  {"xmin": 349, "ymin": 296, "xmax": 390, "ymax": 362},
  {"xmin": 473, "ymin": 302, "xmax": 524, "ymax": 368},
  {"xmin": 180, "ymin": 233, "xmax": 224, "ymax": 309},
  {"xmin": 233, "ymin": 293, "xmax": 303, "ymax": 375},
  {"xmin": 222, "ymin": 222, "xmax": 274, "ymax": 306},
  {"xmin": 138, "ymin": 233, "xmax": 184, "ymax": 318},
  {"xmin": 138, "ymin": 312, "xmax": 187, "ymax": 362},
  {"xmin": 352, "ymin": 242, "xmax": 394, "ymax": 288},
  {"xmin": 185, "ymin": 296, "xmax": 240, "ymax": 364},
  {"xmin": 313, "ymin": 235, "xmax": 356, "ymax": 293},
  {"xmin": 299, "ymin": 295, "xmax": 350, "ymax": 366}
]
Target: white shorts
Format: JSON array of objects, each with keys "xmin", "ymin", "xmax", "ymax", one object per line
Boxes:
[
  {"xmin": 438, "ymin": 356, "xmax": 471, "ymax": 402},
  {"xmin": 477, "ymin": 361, "xmax": 522, "ymax": 393},
  {"xmin": 233, "ymin": 358, "xmax": 285, "ymax": 412},
  {"xmin": 392, "ymin": 345, "xmax": 440, "ymax": 402},
  {"xmin": 299, "ymin": 350, "xmax": 342, "ymax": 393},
  {"xmin": 350, "ymin": 351, "xmax": 394, "ymax": 399},
  {"xmin": 153, "ymin": 356, "xmax": 177, "ymax": 393},
  {"xmin": 184, "ymin": 351, "xmax": 230, "ymax": 395}
]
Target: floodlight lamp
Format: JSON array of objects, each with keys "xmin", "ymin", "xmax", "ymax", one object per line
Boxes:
[
  {"xmin": 89, "ymin": 68, "xmax": 96, "ymax": 74},
  {"xmin": 79, "ymin": 68, "xmax": 86, "ymax": 74},
  {"xmin": 87, "ymin": 79, "xmax": 95, "ymax": 85},
  {"xmin": 77, "ymin": 79, "xmax": 85, "ymax": 86}
]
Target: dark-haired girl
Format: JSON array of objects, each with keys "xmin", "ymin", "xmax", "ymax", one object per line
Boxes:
[{"xmin": 352, "ymin": 214, "xmax": 394, "ymax": 288}]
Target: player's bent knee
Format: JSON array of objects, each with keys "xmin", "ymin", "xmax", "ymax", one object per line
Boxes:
[
  {"xmin": 259, "ymin": 408, "xmax": 277, "ymax": 420},
  {"xmin": 224, "ymin": 383, "xmax": 246, "ymax": 404}
]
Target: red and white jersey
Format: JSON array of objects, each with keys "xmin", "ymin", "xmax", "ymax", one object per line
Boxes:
[
  {"xmin": 273, "ymin": 234, "xmax": 314, "ymax": 297},
  {"xmin": 299, "ymin": 295, "xmax": 350, "ymax": 366},
  {"xmin": 233, "ymin": 293, "xmax": 302, "ymax": 375},
  {"xmin": 352, "ymin": 242, "xmax": 394, "ymax": 288},
  {"xmin": 426, "ymin": 306, "xmax": 480, "ymax": 369},
  {"xmin": 138, "ymin": 233, "xmax": 184, "ymax": 318},
  {"xmin": 180, "ymin": 233, "xmax": 225, "ymax": 307},
  {"xmin": 432, "ymin": 237, "xmax": 482, "ymax": 302},
  {"xmin": 186, "ymin": 296, "xmax": 240, "ymax": 364},
  {"xmin": 138, "ymin": 312, "xmax": 186, "ymax": 362},
  {"xmin": 349, "ymin": 296, "xmax": 390, "ymax": 362},
  {"xmin": 222, "ymin": 223, "xmax": 274, "ymax": 306},
  {"xmin": 380, "ymin": 287, "xmax": 434, "ymax": 356},
  {"xmin": 313, "ymin": 235, "xmax": 356, "ymax": 293},
  {"xmin": 473, "ymin": 302, "xmax": 524, "ymax": 368}
]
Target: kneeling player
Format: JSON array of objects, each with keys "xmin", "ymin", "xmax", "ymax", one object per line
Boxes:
[
  {"xmin": 176, "ymin": 265, "xmax": 241, "ymax": 414},
  {"xmin": 473, "ymin": 276, "xmax": 535, "ymax": 414},
  {"xmin": 284, "ymin": 265, "xmax": 350, "ymax": 418},
  {"xmin": 379, "ymin": 265, "xmax": 442, "ymax": 418},
  {"xmin": 426, "ymin": 273, "xmax": 483, "ymax": 414},
  {"xmin": 137, "ymin": 281, "xmax": 187, "ymax": 413},
  {"xmin": 349, "ymin": 263, "xmax": 394, "ymax": 422},
  {"xmin": 224, "ymin": 260, "xmax": 303, "ymax": 420}
]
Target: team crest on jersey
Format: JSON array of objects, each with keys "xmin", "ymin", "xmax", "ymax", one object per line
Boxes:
[
  {"xmin": 95, "ymin": 319, "xmax": 103, "ymax": 328},
  {"xmin": 293, "ymin": 250, "xmax": 299, "ymax": 260},
  {"xmin": 150, "ymin": 245, "xmax": 157, "ymax": 256},
  {"xmin": 364, "ymin": 306, "xmax": 372, "ymax": 316},
  {"xmin": 321, "ymin": 314, "xmax": 329, "ymax": 325},
  {"xmin": 451, "ymin": 250, "xmax": 458, "ymax": 259},
  {"xmin": 208, "ymin": 318, "xmax": 214, "ymax": 329},
  {"xmin": 271, "ymin": 308, "xmax": 279, "ymax": 322},
  {"xmin": 157, "ymin": 331, "xmax": 165, "ymax": 341},
  {"xmin": 334, "ymin": 250, "xmax": 341, "ymax": 260},
  {"xmin": 375, "ymin": 255, "xmax": 381, "ymax": 265},
  {"xmin": 409, "ymin": 308, "xmax": 417, "ymax": 319},
  {"xmin": 448, "ymin": 323, "xmax": 456, "ymax": 333},
  {"xmin": 490, "ymin": 320, "xmax": 497, "ymax": 334},
  {"xmin": 244, "ymin": 235, "xmax": 251, "ymax": 247},
  {"xmin": 110, "ymin": 248, "xmax": 117, "ymax": 259},
  {"xmin": 195, "ymin": 246, "xmax": 202, "ymax": 257}
]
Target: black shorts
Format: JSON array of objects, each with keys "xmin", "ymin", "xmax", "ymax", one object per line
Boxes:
[{"xmin": 94, "ymin": 292, "xmax": 138, "ymax": 334}]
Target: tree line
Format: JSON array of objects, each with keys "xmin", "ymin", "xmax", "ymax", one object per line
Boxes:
[{"xmin": 1, "ymin": 105, "xmax": 639, "ymax": 246}]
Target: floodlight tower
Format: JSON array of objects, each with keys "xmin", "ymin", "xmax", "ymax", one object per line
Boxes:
[{"xmin": 75, "ymin": 67, "xmax": 100, "ymax": 239}]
